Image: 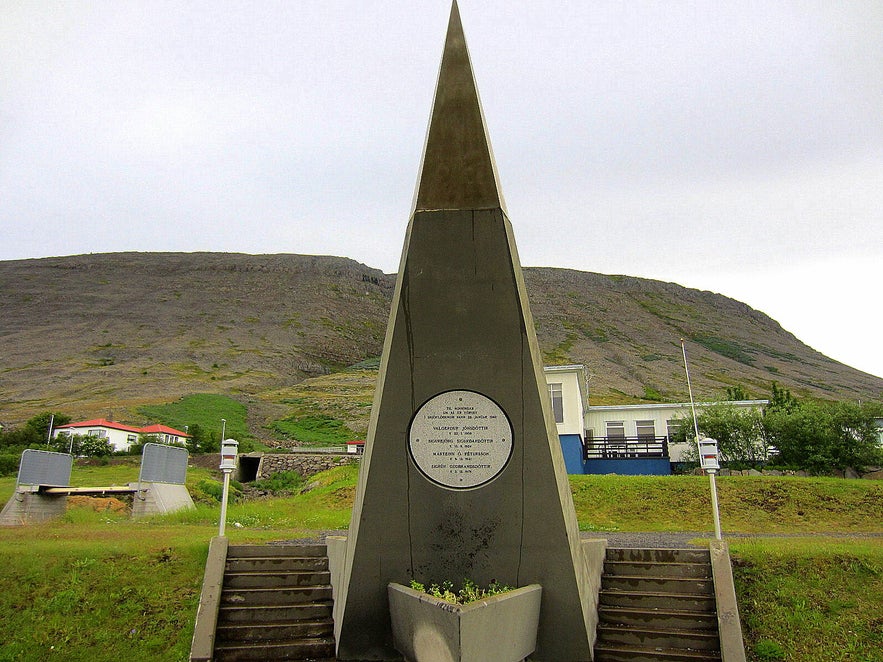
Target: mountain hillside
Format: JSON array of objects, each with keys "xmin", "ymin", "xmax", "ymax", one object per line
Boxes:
[{"xmin": 1, "ymin": 252, "xmax": 880, "ymax": 428}]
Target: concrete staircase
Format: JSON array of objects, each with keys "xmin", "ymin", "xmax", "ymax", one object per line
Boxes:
[
  {"xmin": 212, "ymin": 544, "xmax": 335, "ymax": 662},
  {"xmin": 594, "ymin": 548, "xmax": 721, "ymax": 662}
]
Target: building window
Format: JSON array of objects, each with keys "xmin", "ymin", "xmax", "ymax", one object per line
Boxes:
[
  {"xmin": 548, "ymin": 383, "xmax": 564, "ymax": 423},
  {"xmin": 127, "ymin": 434, "xmax": 137, "ymax": 444},
  {"xmin": 666, "ymin": 419, "xmax": 683, "ymax": 441},
  {"xmin": 606, "ymin": 421, "xmax": 625, "ymax": 438},
  {"xmin": 636, "ymin": 420, "xmax": 655, "ymax": 439}
]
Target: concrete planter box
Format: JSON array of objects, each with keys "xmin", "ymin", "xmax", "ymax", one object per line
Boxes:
[{"xmin": 388, "ymin": 582, "xmax": 542, "ymax": 662}]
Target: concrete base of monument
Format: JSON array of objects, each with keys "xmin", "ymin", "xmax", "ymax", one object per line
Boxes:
[
  {"xmin": 0, "ymin": 490, "xmax": 68, "ymax": 526},
  {"xmin": 387, "ymin": 582, "xmax": 542, "ymax": 662},
  {"xmin": 129, "ymin": 482, "xmax": 195, "ymax": 518}
]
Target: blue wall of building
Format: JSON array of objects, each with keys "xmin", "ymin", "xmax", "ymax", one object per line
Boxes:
[
  {"xmin": 583, "ymin": 458, "xmax": 671, "ymax": 476},
  {"xmin": 559, "ymin": 434, "xmax": 586, "ymax": 474},
  {"xmin": 558, "ymin": 436, "xmax": 672, "ymax": 476}
]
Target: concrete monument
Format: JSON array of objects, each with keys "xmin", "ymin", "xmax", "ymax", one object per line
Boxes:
[{"xmin": 334, "ymin": 3, "xmax": 595, "ymax": 659}]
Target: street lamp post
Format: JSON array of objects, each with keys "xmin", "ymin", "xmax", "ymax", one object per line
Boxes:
[
  {"xmin": 698, "ymin": 438, "xmax": 723, "ymax": 540},
  {"xmin": 682, "ymin": 338, "xmax": 723, "ymax": 541},
  {"xmin": 218, "ymin": 438, "xmax": 238, "ymax": 538}
]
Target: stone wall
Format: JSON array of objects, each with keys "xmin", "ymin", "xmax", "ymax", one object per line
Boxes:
[{"xmin": 256, "ymin": 453, "xmax": 358, "ymax": 480}]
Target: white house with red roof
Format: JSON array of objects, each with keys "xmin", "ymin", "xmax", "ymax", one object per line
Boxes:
[
  {"xmin": 138, "ymin": 424, "xmax": 190, "ymax": 447},
  {"xmin": 53, "ymin": 418, "xmax": 190, "ymax": 453}
]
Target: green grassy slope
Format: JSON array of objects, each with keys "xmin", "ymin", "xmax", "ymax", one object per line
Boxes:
[{"xmin": 0, "ymin": 466, "xmax": 880, "ymax": 661}]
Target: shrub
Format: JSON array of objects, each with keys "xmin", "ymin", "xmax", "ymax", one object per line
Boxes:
[
  {"xmin": 409, "ymin": 578, "xmax": 514, "ymax": 605},
  {"xmin": 192, "ymin": 479, "xmax": 242, "ymax": 504},
  {"xmin": 251, "ymin": 470, "xmax": 305, "ymax": 495},
  {"xmin": 0, "ymin": 454, "xmax": 21, "ymax": 477}
]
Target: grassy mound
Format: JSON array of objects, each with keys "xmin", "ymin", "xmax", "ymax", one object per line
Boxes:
[{"xmin": 0, "ymin": 465, "xmax": 880, "ymax": 660}]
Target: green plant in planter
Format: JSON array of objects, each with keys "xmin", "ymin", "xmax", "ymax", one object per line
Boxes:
[{"xmin": 409, "ymin": 578, "xmax": 514, "ymax": 605}]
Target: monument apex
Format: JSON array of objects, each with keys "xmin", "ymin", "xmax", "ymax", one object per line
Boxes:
[
  {"xmin": 334, "ymin": 3, "xmax": 596, "ymax": 659},
  {"xmin": 413, "ymin": 0, "xmax": 506, "ymax": 214}
]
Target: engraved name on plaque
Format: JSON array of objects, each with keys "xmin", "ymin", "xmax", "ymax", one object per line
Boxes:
[{"xmin": 409, "ymin": 390, "xmax": 513, "ymax": 489}]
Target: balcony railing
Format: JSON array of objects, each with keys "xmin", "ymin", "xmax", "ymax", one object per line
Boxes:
[{"xmin": 584, "ymin": 436, "xmax": 670, "ymax": 460}]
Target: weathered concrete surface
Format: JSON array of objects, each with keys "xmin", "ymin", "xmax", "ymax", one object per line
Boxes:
[
  {"xmin": 388, "ymin": 582, "xmax": 542, "ymax": 662},
  {"xmin": 189, "ymin": 536, "xmax": 228, "ymax": 662},
  {"xmin": 710, "ymin": 540, "xmax": 747, "ymax": 662},
  {"xmin": 581, "ymin": 538, "xmax": 608, "ymax": 650},
  {"xmin": 335, "ymin": 3, "xmax": 593, "ymax": 660},
  {"xmin": 327, "ymin": 535, "xmax": 349, "ymax": 647},
  {"xmin": 0, "ymin": 488, "xmax": 68, "ymax": 526},
  {"xmin": 130, "ymin": 482, "xmax": 194, "ymax": 518}
]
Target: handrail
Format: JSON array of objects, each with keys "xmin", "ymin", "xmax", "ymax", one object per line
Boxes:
[{"xmin": 584, "ymin": 436, "xmax": 670, "ymax": 460}]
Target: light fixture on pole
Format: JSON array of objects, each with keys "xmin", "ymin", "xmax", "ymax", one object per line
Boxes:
[
  {"xmin": 218, "ymin": 438, "xmax": 238, "ymax": 538},
  {"xmin": 681, "ymin": 338, "xmax": 723, "ymax": 540},
  {"xmin": 698, "ymin": 437, "xmax": 723, "ymax": 540}
]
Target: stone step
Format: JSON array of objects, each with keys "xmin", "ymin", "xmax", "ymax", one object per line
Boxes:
[
  {"xmin": 224, "ymin": 570, "xmax": 332, "ymax": 589},
  {"xmin": 600, "ymin": 589, "xmax": 717, "ymax": 612},
  {"xmin": 602, "ymin": 574, "xmax": 714, "ymax": 595},
  {"xmin": 217, "ymin": 602, "xmax": 333, "ymax": 624},
  {"xmin": 213, "ymin": 636, "xmax": 335, "ymax": 662},
  {"xmin": 596, "ymin": 624, "xmax": 720, "ymax": 651},
  {"xmin": 227, "ymin": 544, "xmax": 327, "ymax": 558},
  {"xmin": 216, "ymin": 619, "xmax": 334, "ymax": 643},
  {"xmin": 594, "ymin": 644, "xmax": 721, "ymax": 662},
  {"xmin": 606, "ymin": 548, "xmax": 711, "ymax": 564},
  {"xmin": 604, "ymin": 560, "xmax": 712, "ymax": 579},
  {"xmin": 226, "ymin": 555, "xmax": 329, "ymax": 573},
  {"xmin": 221, "ymin": 585, "xmax": 332, "ymax": 606},
  {"xmin": 599, "ymin": 605, "xmax": 719, "ymax": 631}
]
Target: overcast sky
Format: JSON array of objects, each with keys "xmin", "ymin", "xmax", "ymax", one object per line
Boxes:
[{"xmin": 2, "ymin": 2, "xmax": 882, "ymax": 381}]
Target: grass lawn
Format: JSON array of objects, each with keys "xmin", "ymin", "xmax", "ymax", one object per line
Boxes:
[
  {"xmin": 731, "ymin": 538, "xmax": 883, "ymax": 662},
  {"xmin": 0, "ymin": 465, "xmax": 880, "ymax": 661},
  {"xmin": 569, "ymin": 473, "xmax": 883, "ymax": 533}
]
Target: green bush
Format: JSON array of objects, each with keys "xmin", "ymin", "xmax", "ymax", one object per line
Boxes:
[
  {"xmin": 0, "ymin": 454, "xmax": 20, "ymax": 477},
  {"xmin": 251, "ymin": 470, "xmax": 305, "ymax": 495},
  {"xmin": 192, "ymin": 479, "xmax": 242, "ymax": 504}
]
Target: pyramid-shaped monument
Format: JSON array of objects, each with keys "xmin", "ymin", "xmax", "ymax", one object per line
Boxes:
[{"xmin": 334, "ymin": 3, "xmax": 594, "ymax": 659}]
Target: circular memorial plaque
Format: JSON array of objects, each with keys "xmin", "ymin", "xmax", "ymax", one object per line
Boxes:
[{"xmin": 408, "ymin": 390, "xmax": 513, "ymax": 489}]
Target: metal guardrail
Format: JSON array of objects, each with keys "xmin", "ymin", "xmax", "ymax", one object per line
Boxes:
[{"xmin": 584, "ymin": 436, "xmax": 670, "ymax": 460}]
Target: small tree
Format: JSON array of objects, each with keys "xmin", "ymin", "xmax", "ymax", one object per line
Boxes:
[
  {"xmin": 185, "ymin": 423, "xmax": 212, "ymax": 453},
  {"xmin": 25, "ymin": 411, "xmax": 71, "ymax": 441},
  {"xmin": 725, "ymin": 385, "xmax": 751, "ymax": 401},
  {"xmin": 78, "ymin": 434, "xmax": 114, "ymax": 457},
  {"xmin": 54, "ymin": 433, "xmax": 113, "ymax": 457},
  {"xmin": 673, "ymin": 404, "xmax": 770, "ymax": 466},
  {"xmin": 767, "ymin": 382, "xmax": 799, "ymax": 414},
  {"xmin": 0, "ymin": 412, "xmax": 71, "ymax": 451},
  {"xmin": 764, "ymin": 400, "xmax": 883, "ymax": 474}
]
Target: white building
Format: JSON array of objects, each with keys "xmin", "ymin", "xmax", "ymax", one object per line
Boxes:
[
  {"xmin": 53, "ymin": 418, "xmax": 190, "ymax": 453},
  {"xmin": 544, "ymin": 364, "xmax": 768, "ymax": 473},
  {"xmin": 543, "ymin": 364, "xmax": 588, "ymax": 438},
  {"xmin": 585, "ymin": 400, "xmax": 768, "ymax": 462}
]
